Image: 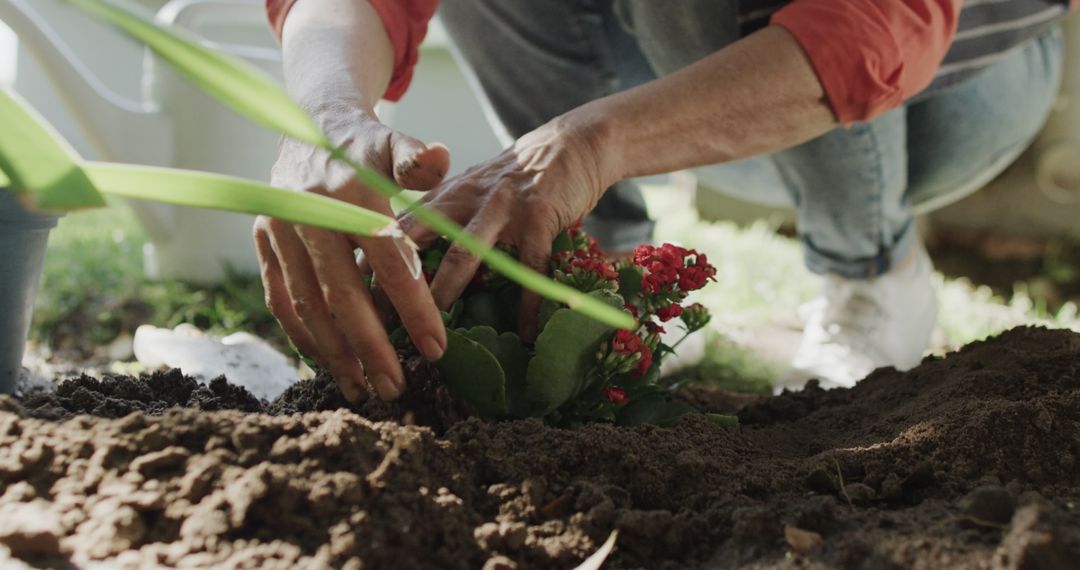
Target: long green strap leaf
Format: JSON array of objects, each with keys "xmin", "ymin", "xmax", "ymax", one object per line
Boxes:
[
  {"xmin": 0, "ymin": 87, "xmax": 105, "ymax": 209},
  {"xmin": 69, "ymin": 0, "xmax": 634, "ymax": 329},
  {"xmin": 62, "ymin": 0, "xmax": 327, "ymax": 147},
  {"xmin": 84, "ymin": 162, "xmax": 395, "ymax": 237}
]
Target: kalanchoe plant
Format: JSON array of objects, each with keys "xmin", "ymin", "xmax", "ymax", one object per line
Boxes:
[{"xmin": 392, "ymin": 222, "xmax": 737, "ymax": 428}]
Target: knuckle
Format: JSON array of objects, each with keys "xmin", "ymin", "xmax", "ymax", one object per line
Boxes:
[
  {"xmin": 485, "ymin": 187, "xmax": 514, "ymax": 210},
  {"xmin": 441, "ymin": 246, "xmax": 476, "ymax": 267},
  {"xmin": 291, "ymin": 297, "xmax": 321, "ymax": 321},
  {"xmin": 266, "ymin": 217, "xmax": 294, "ymax": 235},
  {"xmin": 323, "ymin": 345, "xmax": 353, "ymax": 366},
  {"xmin": 359, "ymin": 140, "xmax": 393, "ymax": 176},
  {"xmin": 253, "ymin": 216, "xmax": 275, "ymax": 240},
  {"xmin": 523, "ymin": 194, "xmax": 554, "ymax": 216},
  {"xmin": 293, "ymin": 223, "xmax": 318, "ymax": 241},
  {"xmin": 397, "ymin": 215, "xmax": 418, "ymax": 236},
  {"xmin": 322, "ymin": 288, "xmax": 355, "ymax": 312}
]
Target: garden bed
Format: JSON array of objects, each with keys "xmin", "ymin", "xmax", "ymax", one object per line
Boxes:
[{"xmin": 1, "ymin": 326, "xmax": 1078, "ymax": 569}]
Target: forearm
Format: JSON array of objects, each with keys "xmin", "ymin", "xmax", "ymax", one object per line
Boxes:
[
  {"xmin": 574, "ymin": 26, "xmax": 836, "ymax": 184},
  {"xmin": 280, "ymin": 0, "xmax": 394, "ymax": 117}
]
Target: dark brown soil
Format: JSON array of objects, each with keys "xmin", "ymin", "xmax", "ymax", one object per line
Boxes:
[{"xmin": 1, "ymin": 327, "xmax": 1078, "ymax": 569}]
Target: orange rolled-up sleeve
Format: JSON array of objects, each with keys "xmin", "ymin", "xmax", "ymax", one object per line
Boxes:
[
  {"xmin": 266, "ymin": 0, "xmax": 439, "ymax": 101},
  {"xmin": 772, "ymin": 0, "xmax": 963, "ymax": 125}
]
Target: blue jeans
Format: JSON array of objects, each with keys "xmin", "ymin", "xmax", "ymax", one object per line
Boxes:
[{"xmin": 439, "ymin": 0, "xmax": 1063, "ymax": 278}]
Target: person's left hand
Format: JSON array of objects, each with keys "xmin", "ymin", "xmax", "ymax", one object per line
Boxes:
[{"xmin": 398, "ymin": 115, "xmax": 615, "ymax": 339}]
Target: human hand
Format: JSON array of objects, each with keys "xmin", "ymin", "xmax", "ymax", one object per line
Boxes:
[
  {"xmin": 399, "ymin": 115, "xmax": 615, "ymax": 340},
  {"xmin": 253, "ymin": 108, "xmax": 450, "ymax": 402}
]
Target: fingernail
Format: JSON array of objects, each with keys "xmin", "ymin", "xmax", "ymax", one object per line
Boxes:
[
  {"xmin": 419, "ymin": 335, "xmax": 446, "ymax": 361},
  {"xmin": 339, "ymin": 379, "xmax": 364, "ymax": 404},
  {"xmin": 372, "ymin": 374, "xmax": 402, "ymax": 401}
]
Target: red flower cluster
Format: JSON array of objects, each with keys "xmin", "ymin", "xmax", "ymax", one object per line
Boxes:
[
  {"xmin": 633, "ymin": 244, "xmax": 716, "ymax": 296},
  {"xmin": 633, "ymin": 244, "xmax": 684, "ymax": 295},
  {"xmin": 602, "ymin": 386, "xmax": 630, "ymax": 405},
  {"xmin": 611, "ymin": 329, "xmax": 653, "ymax": 377},
  {"xmin": 629, "ymin": 243, "xmax": 717, "ymax": 323},
  {"xmin": 551, "ymin": 223, "xmax": 618, "ymax": 293},
  {"xmin": 568, "ymin": 256, "xmax": 618, "ymax": 282}
]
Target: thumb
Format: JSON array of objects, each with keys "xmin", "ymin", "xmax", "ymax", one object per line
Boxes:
[{"xmin": 390, "ymin": 131, "xmax": 450, "ymax": 191}]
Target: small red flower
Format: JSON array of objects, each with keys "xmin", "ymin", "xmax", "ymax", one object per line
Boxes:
[
  {"xmin": 644, "ymin": 320, "xmax": 665, "ymax": 335},
  {"xmin": 635, "ymin": 344, "xmax": 653, "ymax": 376},
  {"xmin": 657, "ymin": 244, "xmax": 688, "ymax": 267},
  {"xmin": 565, "ymin": 221, "xmax": 606, "ymax": 258},
  {"xmin": 567, "ymin": 220, "xmax": 585, "ymax": 236},
  {"xmin": 632, "ymin": 244, "xmax": 655, "ymax": 266},
  {"xmin": 605, "ymin": 329, "xmax": 652, "ymax": 377},
  {"xmin": 679, "ymin": 254, "xmax": 717, "ymax": 292},
  {"xmin": 655, "ymin": 303, "xmax": 684, "ymax": 322},
  {"xmin": 611, "ymin": 329, "xmax": 642, "ymax": 355},
  {"xmin": 568, "ymin": 256, "xmax": 618, "ymax": 282},
  {"xmin": 602, "ymin": 386, "xmax": 630, "ymax": 405}
]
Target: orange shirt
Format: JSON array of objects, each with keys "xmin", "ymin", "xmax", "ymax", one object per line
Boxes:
[{"xmin": 266, "ymin": 0, "xmax": 1070, "ymax": 124}]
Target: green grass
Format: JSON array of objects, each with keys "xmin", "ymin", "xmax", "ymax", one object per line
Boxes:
[{"xmin": 31, "ymin": 202, "xmax": 281, "ymax": 355}]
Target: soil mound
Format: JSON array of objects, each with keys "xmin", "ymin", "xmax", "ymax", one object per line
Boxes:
[{"xmin": 1, "ymin": 326, "xmax": 1077, "ymax": 569}]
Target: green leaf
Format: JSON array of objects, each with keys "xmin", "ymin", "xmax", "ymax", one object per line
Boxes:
[
  {"xmin": 0, "ymin": 87, "xmax": 104, "ymax": 210},
  {"xmin": 459, "ymin": 327, "xmax": 530, "ymax": 417},
  {"xmin": 64, "ymin": 0, "xmax": 327, "ymax": 147},
  {"xmin": 84, "ymin": 162, "xmax": 394, "ymax": 236},
  {"xmin": 525, "ymin": 291, "xmax": 624, "ymax": 415},
  {"xmin": 617, "ymin": 264, "xmax": 644, "ymax": 302},
  {"xmin": 441, "ymin": 300, "xmax": 464, "ymax": 329},
  {"xmin": 435, "ymin": 329, "xmax": 508, "ymax": 416},
  {"xmin": 551, "ymin": 231, "xmax": 574, "ymax": 254},
  {"xmin": 492, "ymin": 282, "xmax": 522, "ymax": 333},
  {"xmin": 458, "ymin": 291, "xmax": 502, "ymax": 330},
  {"xmin": 615, "ymin": 394, "xmax": 698, "ymax": 427},
  {"xmin": 537, "ymin": 298, "xmax": 562, "ymax": 332}
]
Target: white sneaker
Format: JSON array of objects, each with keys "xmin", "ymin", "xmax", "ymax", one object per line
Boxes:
[{"xmin": 780, "ymin": 246, "xmax": 938, "ymax": 391}]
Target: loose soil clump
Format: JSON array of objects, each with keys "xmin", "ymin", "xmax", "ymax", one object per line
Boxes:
[{"xmin": 1, "ymin": 326, "xmax": 1078, "ymax": 569}]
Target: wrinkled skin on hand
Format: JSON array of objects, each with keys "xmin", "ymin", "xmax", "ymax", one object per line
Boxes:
[
  {"xmin": 253, "ymin": 108, "xmax": 450, "ymax": 402},
  {"xmin": 399, "ymin": 116, "xmax": 613, "ymax": 340}
]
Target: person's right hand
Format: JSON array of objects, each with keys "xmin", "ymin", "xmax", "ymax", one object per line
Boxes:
[{"xmin": 253, "ymin": 108, "xmax": 450, "ymax": 403}]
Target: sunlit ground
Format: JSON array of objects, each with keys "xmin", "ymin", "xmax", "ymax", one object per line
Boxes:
[
  {"xmin": 26, "ymin": 189, "xmax": 1080, "ymax": 390},
  {"xmin": 645, "ymin": 184, "xmax": 1080, "ymax": 391}
]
